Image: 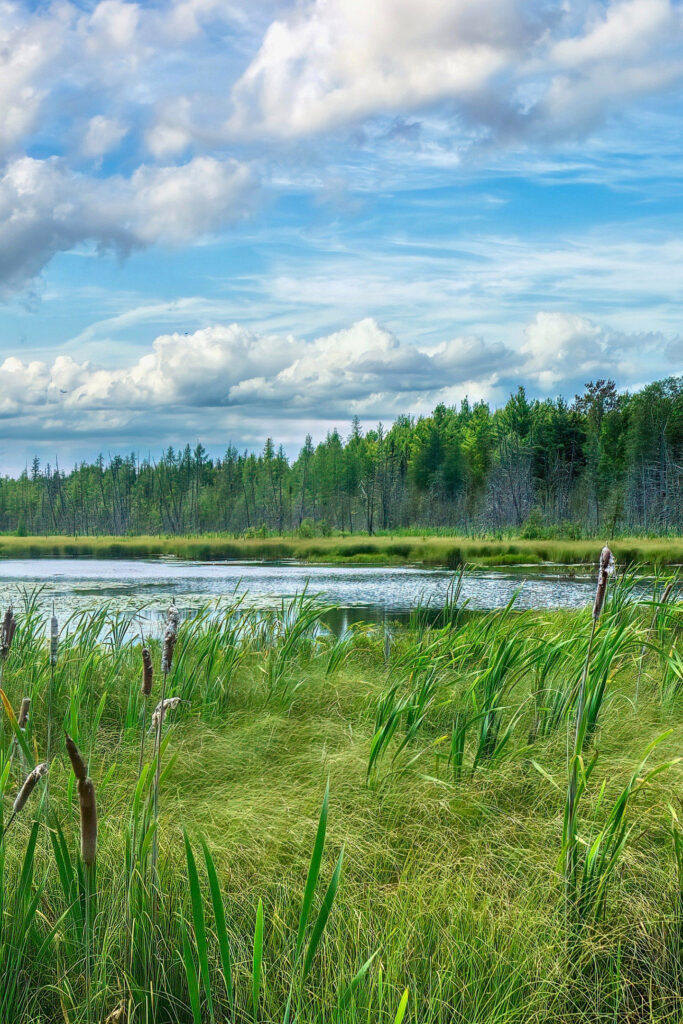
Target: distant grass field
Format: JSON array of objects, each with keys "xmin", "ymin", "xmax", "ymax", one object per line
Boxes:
[
  {"xmin": 1, "ymin": 532, "xmax": 683, "ymax": 566},
  {"xmin": 0, "ymin": 575, "xmax": 682, "ymax": 1022}
]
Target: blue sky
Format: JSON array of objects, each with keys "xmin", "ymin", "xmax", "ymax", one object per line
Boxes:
[{"xmin": 0, "ymin": 0, "xmax": 682, "ymax": 470}]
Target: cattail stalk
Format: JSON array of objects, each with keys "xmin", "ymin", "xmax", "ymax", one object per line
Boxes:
[
  {"xmin": 46, "ymin": 610, "xmax": 59, "ymax": 788},
  {"xmin": 0, "ymin": 606, "xmax": 17, "ymax": 661},
  {"xmin": 66, "ymin": 733, "xmax": 97, "ymax": 1024},
  {"xmin": 17, "ymin": 697, "xmax": 30, "ymax": 730},
  {"xmin": 138, "ymin": 644, "xmax": 153, "ymax": 780},
  {"xmin": 152, "ymin": 601, "xmax": 179, "ymax": 881},
  {"xmin": 1, "ymin": 762, "xmax": 49, "ymax": 840},
  {"xmin": 131, "ymin": 636, "xmax": 153, "ymax": 884},
  {"xmin": 565, "ymin": 545, "xmax": 614, "ymax": 910},
  {"xmin": 0, "ymin": 606, "xmax": 17, "ymax": 689}
]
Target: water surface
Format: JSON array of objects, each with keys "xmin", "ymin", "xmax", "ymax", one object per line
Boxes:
[{"xmin": 0, "ymin": 557, "xmax": 600, "ymax": 631}]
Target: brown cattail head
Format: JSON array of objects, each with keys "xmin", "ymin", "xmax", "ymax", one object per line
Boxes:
[
  {"xmin": 141, "ymin": 646, "xmax": 154, "ymax": 696},
  {"xmin": 662, "ymin": 580, "xmax": 675, "ymax": 605},
  {"xmin": 161, "ymin": 601, "xmax": 179, "ymax": 675},
  {"xmin": 1, "ymin": 607, "xmax": 16, "ymax": 661},
  {"xmin": 17, "ymin": 697, "xmax": 30, "ymax": 730},
  {"xmin": 592, "ymin": 545, "xmax": 615, "ymax": 620},
  {"xmin": 13, "ymin": 762, "xmax": 49, "ymax": 815},
  {"xmin": 65, "ymin": 733, "xmax": 88, "ymax": 781},
  {"xmin": 50, "ymin": 614, "xmax": 59, "ymax": 667},
  {"xmin": 78, "ymin": 776, "xmax": 97, "ymax": 866}
]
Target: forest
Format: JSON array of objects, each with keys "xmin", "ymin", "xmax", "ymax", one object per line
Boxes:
[{"xmin": 1, "ymin": 376, "xmax": 681, "ymax": 537}]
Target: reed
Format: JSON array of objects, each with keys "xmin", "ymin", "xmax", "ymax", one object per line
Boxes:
[
  {"xmin": 1, "ymin": 762, "xmax": 49, "ymax": 840},
  {"xmin": 45, "ymin": 609, "xmax": 59, "ymax": 793},
  {"xmin": 66, "ymin": 732, "xmax": 97, "ymax": 1023},
  {"xmin": 3, "ymin": 532, "xmax": 683, "ymax": 568},
  {"xmin": 0, "ymin": 606, "xmax": 16, "ymax": 662},
  {"xmin": 152, "ymin": 600, "xmax": 180, "ymax": 886},
  {"xmin": 137, "ymin": 641, "xmax": 153, "ymax": 781},
  {"xmin": 564, "ymin": 545, "xmax": 614, "ymax": 915},
  {"xmin": 0, "ymin": 581, "xmax": 679, "ymax": 1022}
]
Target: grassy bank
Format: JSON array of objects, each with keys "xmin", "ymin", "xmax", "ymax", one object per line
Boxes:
[
  {"xmin": 0, "ymin": 577, "xmax": 682, "ymax": 1021},
  {"xmin": 1, "ymin": 532, "xmax": 683, "ymax": 566}
]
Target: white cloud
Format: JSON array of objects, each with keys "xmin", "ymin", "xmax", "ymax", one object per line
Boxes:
[
  {"xmin": 0, "ymin": 318, "xmax": 511, "ymax": 436},
  {"xmin": 0, "ymin": 314, "xmax": 672, "ymax": 443},
  {"xmin": 0, "ymin": 155, "xmax": 254, "ymax": 295},
  {"xmin": 225, "ymin": 0, "xmax": 682, "ymax": 143},
  {"xmin": 518, "ymin": 311, "xmax": 661, "ymax": 390},
  {"xmin": 550, "ymin": 0, "xmax": 674, "ymax": 67},
  {"xmin": 0, "ymin": 1, "xmax": 68, "ymax": 155},
  {"xmin": 81, "ymin": 115, "xmax": 128, "ymax": 159},
  {"xmin": 228, "ymin": 0, "xmax": 537, "ymax": 138},
  {"xmin": 85, "ymin": 0, "xmax": 140, "ymax": 53}
]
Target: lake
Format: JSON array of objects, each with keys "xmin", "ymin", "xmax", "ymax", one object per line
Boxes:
[{"xmin": 0, "ymin": 557, "xmax": 605, "ymax": 633}]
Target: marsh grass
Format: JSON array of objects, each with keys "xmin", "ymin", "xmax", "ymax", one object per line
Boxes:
[
  {"xmin": 0, "ymin": 579, "xmax": 681, "ymax": 1021},
  {"xmin": 2, "ymin": 532, "xmax": 683, "ymax": 567}
]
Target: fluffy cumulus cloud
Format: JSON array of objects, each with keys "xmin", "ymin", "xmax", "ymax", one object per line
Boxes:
[
  {"xmin": 0, "ymin": 314, "xmax": 672, "ymax": 443},
  {"xmin": 226, "ymin": 0, "xmax": 683, "ymax": 141},
  {"xmin": 0, "ymin": 0, "xmax": 681, "ymax": 467},
  {"xmin": 81, "ymin": 116, "xmax": 128, "ymax": 160},
  {"xmin": 0, "ymin": 155, "xmax": 254, "ymax": 296},
  {"xmin": 518, "ymin": 312, "xmax": 654, "ymax": 389},
  {"xmin": 0, "ymin": 1, "xmax": 67, "ymax": 155},
  {"xmin": 0, "ymin": 0, "xmax": 680, "ymax": 296}
]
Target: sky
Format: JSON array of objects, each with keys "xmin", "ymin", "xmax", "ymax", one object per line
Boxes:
[{"xmin": 0, "ymin": 0, "xmax": 682, "ymax": 471}]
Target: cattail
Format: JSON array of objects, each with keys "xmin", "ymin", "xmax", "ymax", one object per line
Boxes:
[
  {"xmin": 151, "ymin": 696, "xmax": 184, "ymax": 732},
  {"xmin": 65, "ymin": 732, "xmax": 88, "ymax": 781},
  {"xmin": 0, "ymin": 607, "xmax": 16, "ymax": 660},
  {"xmin": 152, "ymin": 600, "xmax": 181, "ymax": 887},
  {"xmin": 161, "ymin": 601, "xmax": 179, "ymax": 675},
  {"xmin": 592, "ymin": 545, "xmax": 615, "ymax": 620},
  {"xmin": 662, "ymin": 580, "xmax": 675, "ymax": 605},
  {"xmin": 50, "ymin": 612, "xmax": 59, "ymax": 666},
  {"xmin": 17, "ymin": 697, "xmax": 30, "ymax": 730},
  {"xmin": 12, "ymin": 762, "xmax": 49, "ymax": 816},
  {"xmin": 141, "ymin": 646, "xmax": 154, "ymax": 696},
  {"xmin": 78, "ymin": 777, "xmax": 97, "ymax": 866}
]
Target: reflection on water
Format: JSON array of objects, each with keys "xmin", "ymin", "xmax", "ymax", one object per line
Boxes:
[{"xmin": 0, "ymin": 556, "xmax": 603, "ymax": 633}]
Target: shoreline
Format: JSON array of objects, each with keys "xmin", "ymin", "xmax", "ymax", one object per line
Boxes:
[{"xmin": 0, "ymin": 534, "xmax": 681, "ymax": 566}]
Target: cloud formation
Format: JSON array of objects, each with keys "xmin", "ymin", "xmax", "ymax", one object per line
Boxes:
[
  {"xmin": 227, "ymin": 0, "xmax": 682, "ymax": 141},
  {"xmin": 0, "ymin": 155, "xmax": 254, "ymax": 296},
  {"xmin": 0, "ymin": 0, "xmax": 680, "ymax": 299},
  {"xmin": 0, "ymin": 314, "xmax": 671, "ymax": 443}
]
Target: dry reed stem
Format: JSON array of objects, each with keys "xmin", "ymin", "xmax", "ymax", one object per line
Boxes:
[
  {"xmin": 17, "ymin": 697, "xmax": 30, "ymax": 730},
  {"xmin": 151, "ymin": 696, "xmax": 184, "ymax": 732},
  {"xmin": 1, "ymin": 762, "xmax": 49, "ymax": 840},
  {"xmin": 0, "ymin": 607, "xmax": 16, "ymax": 661},
  {"xmin": 592, "ymin": 545, "xmax": 615, "ymax": 620},
  {"xmin": 566, "ymin": 544, "xmax": 614, "ymax": 907},
  {"xmin": 13, "ymin": 762, "xmax": 49, "ymax": 815}
]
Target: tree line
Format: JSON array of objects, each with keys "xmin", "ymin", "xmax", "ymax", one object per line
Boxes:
[{"xmin": 1, "ymin": 377, "xmax": 681, "ymax": 537}]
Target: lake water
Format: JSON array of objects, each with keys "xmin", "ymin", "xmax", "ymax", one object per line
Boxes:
[{"xmin": 0, "ymin": 557, "xmax": 602, "ymax": 633}]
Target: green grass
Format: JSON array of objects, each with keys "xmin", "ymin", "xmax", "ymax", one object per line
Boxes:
[
  {"xmin": 0, "ymin": 578, "xmax": 682, "ymax": 1022},
  {"xmin": 2, "ymin": 532, "xmax": 683, "ymax": 566}
]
